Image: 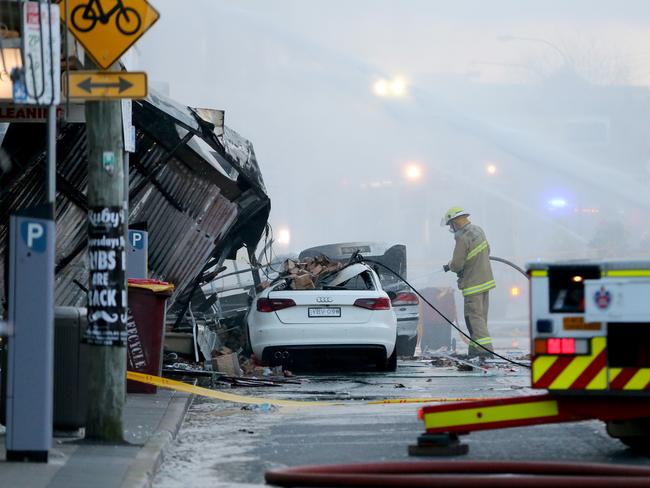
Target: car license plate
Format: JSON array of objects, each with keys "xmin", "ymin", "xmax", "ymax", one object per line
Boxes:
[{"xmin": 308, "ymin": 307, "xmax": 341, "ymax": 318}]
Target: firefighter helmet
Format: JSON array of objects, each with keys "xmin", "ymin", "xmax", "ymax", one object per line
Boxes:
[{"xmin": 441, "ymin": 206, "xmax": 469, "ymax": 226}]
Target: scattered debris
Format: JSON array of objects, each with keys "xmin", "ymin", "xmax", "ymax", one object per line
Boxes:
[
  {"xmin": 429, "ymin": 357, "xmax": 457, "ymax": 368},
  {"xmin": 220, "ymin": 377, "xmax": 283, "ymax": 387},
  {"xmin": 425, "ymin": 352, "xmax": 492, "ymax": 374},
  {"xmin": 292, "ymin": 273, "xmax": 315, "ymax": 290},
  {"xmin": 168, "ymin": 362, "xmax": 194, "ymax": 371},
  {"xmin": 212, "ymin": 351, "xmax": 243, "ymax": 377},
  {"xmin": 221, "ymin": 374, "xmax": 300, "ymax": 386},
  {"xmin": 456, "ymin": 364, "xmax": 475, "ymax": 372},
  {"xmin": 211, "ymin": 347, "xmax": 244, "ymax": 376},
  {"xmin": 162, "ymin": 367, "xmax": 215, "ymax": 378},
  {"xmin": 196, "ymin": 324, "xmax": 220, "ymax": 364},
  {"xmin": 240, "ymin": 357, "xmax": 258, "ymax": 375},
  {"xmin": 241, "ymin": 403, "xmax": 277, "ymax": 413},
  {"xmin": 256, "ymin": 281, "xmax": 270, "ymax": 293},
  {"xmin": 281, "ymin": 255, "xmax": 343, "ymax": 290},
  {"xmin": 164, "ymin": 352, "xmax": 179, "ymax": 363},
  {"xmin": 394, "ymin": 383, "xmax": 406, "ymax": 389}
]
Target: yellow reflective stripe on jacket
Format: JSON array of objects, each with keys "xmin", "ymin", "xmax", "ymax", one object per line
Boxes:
[
  {"xmin": 462, "ymin": 279, "xmax": 496, "ymax": 296},
  {"xmin": 474, "ymin": 337, "xmax": 493, "ymax": 345},
  {"xmin": 466, "ymin": 240, "xmax": 488, "ymax": 260}
]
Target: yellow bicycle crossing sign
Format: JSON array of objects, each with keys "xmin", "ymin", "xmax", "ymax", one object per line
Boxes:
[{"xmin": 60, "ymin": 0, "xmax": 160, "ymax": 70}]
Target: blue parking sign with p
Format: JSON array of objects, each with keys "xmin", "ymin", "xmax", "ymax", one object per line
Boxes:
[
  {"xmin": 130, "ymin": 230, "xmax": 144, "ymax": 250},
  {"xmin": 20, "ymin": 221, "xmax": 47, "ymax": 253},
  {"xmin": 127, "ymin": 229, "xmax": 148, "ymax": 279}
]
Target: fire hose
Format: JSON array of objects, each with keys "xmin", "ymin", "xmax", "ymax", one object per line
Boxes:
[
  {"xmin": 356, "ymin": 255, "xmax": 531, "ymax": 368},
  {"xmin": 265, "ymin": 460, "xmax": 650, "ymax": 487}
]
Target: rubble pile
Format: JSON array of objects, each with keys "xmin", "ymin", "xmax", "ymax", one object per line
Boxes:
[
  {"xmin": 211, "ymin": 346, "xmax": 296, "ymax": 381},
  {"xmin": 211, "ymin": 347, "xmax": 243, "ymax": 376},
  {"xmin": 282, "ymin": 255, "xmax": 344, "ymax": 290},
  {"xmin": 429, "ymin": 357, "xmax": 457, "ymax": 368},
  {"xmin": 240, "ymin": 358, "xmax": 295, "ymax": 378},
  {"xmin": 163, "ymin": 346, "xmax": 300, "ymax": 387},
  {"xmin": 216, "ymin": 321, "xmax": 248, "ymax": 353}
]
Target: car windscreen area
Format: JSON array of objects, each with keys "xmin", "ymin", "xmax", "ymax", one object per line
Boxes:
[
  {"xmin": 322, "ymin": 270, "xmax": 376, "ymax": 291},
  {"xmin": 298, "ymin": 243, "xmax": 407, "ymax": 291},
  {"xmin": 271, "ymin": 262, "xmax": 378, "ymax": 291}
]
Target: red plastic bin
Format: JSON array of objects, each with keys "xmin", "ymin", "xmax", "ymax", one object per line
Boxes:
[{"xmin": 126, "ymin": 279, "xmax": 174, "ymax": 394}]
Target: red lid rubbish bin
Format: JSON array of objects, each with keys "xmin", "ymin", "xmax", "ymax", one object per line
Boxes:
[{"xmin": 126, "ymin": 278, "xmax": 174, "ymax": 394}]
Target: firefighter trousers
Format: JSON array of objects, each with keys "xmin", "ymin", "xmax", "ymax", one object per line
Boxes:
[{"xmin": 464, "ymin": 291, "xmax": 493, "ymax": 357}]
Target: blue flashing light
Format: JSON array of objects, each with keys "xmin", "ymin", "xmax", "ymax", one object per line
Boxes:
[{"xmin": 548, "ymin": 198, "xmax": 567, "ymax": 209}]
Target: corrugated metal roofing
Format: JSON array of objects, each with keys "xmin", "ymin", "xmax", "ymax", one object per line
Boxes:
[{"xmin": 0, "ymin": 93, "xmax": 270, "ymax": 316}]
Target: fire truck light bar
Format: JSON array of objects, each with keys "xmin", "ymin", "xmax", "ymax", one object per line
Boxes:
[{"xmin": 534, "ymin": 338, "xmax": 590, "ymax": 355}]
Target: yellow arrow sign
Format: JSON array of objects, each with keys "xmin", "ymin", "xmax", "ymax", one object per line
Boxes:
[
  {"xmin": 60, "ymin": 0, "xmax": 160, "ymax": 70},
  {"xmin": 67, "ymin": 71, "xmax": 147, "ymax": 99}
]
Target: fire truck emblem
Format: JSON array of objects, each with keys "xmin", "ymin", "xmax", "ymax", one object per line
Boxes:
[{"xmin": 594, "ymin": 286, "xmax": 611, "ymax": 309}]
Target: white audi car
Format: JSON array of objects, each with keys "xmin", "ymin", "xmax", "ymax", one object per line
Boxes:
[{"xmin": 247, "ymin": 263, "xmax": 397, "ymax": 371}]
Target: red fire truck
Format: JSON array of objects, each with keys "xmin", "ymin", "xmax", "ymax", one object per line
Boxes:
[{"xmin": 414, "ymin": 260, "xmax": 650, "ymax": 454}]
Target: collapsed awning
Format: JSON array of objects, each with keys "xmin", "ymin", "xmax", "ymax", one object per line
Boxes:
[{"xmin": 0, "ymin": 92, "xmax": 270, "ymax": 312}]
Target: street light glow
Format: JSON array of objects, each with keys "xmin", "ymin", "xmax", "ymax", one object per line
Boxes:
[
  {"xmin": 404, "ymin": 162, "xmax": 423, "ymax": 181},
  {"xmin": 486, "ymin": 164, "xmax": 497, "ymax": 175},
  {"xmin": 390, "ymin": 77, "xmax": 408, "ymax": 96},
  {"xmin": 373, "ymin": 76, "xmax": 409, "ymax": 97},
  {"xmin": 277, "ymin": 228, "xmax": 291, "ymax": 245},
  {"xmin": 373, "ymin": 79, "xmax": 390, "ymax": 97}
]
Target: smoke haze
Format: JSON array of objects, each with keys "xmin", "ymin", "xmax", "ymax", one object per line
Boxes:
[{"xmin": 138, "ymin": 1, "xmax": 650, "ymax": 318}]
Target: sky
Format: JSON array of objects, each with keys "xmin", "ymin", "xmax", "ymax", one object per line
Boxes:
[{"xmin": 137, "ymin": 1, "xmax": 650, "ymax": 311}]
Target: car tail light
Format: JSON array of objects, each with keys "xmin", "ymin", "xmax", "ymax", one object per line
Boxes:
[
  {"xmin": 534, "ymin": 338, "xmax": 589, "ymax": 355},
  {"xmin": 392, "ymin": 292, "xmax": 419, "ymax": 306},
  {"xmin": 354, "ymin": 297, "xmax": 391, "ymax": 310},
  {"xmin": 257, "ymin": 298, "xmax": 296, "ymax": 312}
]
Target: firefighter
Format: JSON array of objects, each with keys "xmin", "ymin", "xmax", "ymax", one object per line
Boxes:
[{"xmin": 441, "ymin": 207, "xmax": 495, "ymax": 358}]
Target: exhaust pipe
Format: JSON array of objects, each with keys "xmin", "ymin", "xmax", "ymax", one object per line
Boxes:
[
  {"xmin": 274, "ymin": 351, "xmax": 283, "ymax": 359},
  {"xmin": 282, "ymin": 351, "xmax": 290, "ymax": 359}
]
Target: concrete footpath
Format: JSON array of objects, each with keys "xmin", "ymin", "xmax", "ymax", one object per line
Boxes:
[{"xmin": 0, "ymin": 388, "xmax": 192, "ymax": 488}]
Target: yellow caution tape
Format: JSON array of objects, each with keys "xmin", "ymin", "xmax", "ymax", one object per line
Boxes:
[
  {"xmin": 127, "ymin": 371, "xmax": 334, "ymax": 407},
  {"xmin": 127, "ymin": 371, "xmax": 493, "ymax": 407}
]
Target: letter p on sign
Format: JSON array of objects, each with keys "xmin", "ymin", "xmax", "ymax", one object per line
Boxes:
[
  {"xmin": 130, "ymin": 230, "xmax": 144, "ymax": 250},
  {"xmin": 20, "ymin": 221, "xmax": 47, "ymax": 253}
]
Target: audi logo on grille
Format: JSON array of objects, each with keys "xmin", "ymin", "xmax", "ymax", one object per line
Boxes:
[{"xmin": 316, "ymin": 297, "xmax": 334, "ymax": 303}]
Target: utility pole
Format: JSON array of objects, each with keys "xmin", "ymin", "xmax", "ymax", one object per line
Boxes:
[{"xmin": 84, "ymin": 61, "xmax": 127, "ymax": 442}]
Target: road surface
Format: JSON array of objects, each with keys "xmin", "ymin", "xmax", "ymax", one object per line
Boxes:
[{"xmin": 153, "ymin": 359, "xmax": 649, "ymax": 487}]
